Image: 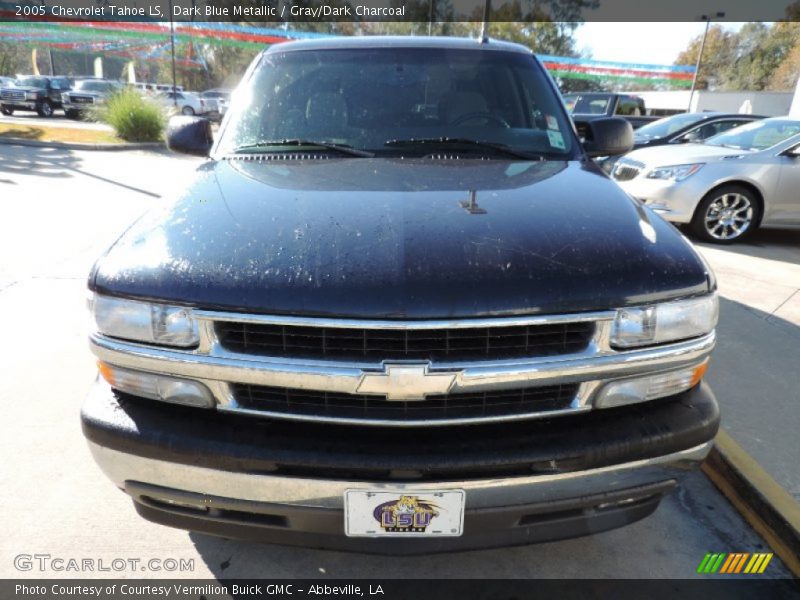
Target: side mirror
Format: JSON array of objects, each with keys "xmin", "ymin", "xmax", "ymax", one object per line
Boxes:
[
  {"xmin": 782, "ymin": 145, "xmax": 800, "ymax": 158},
  {"xmin": 578, "ymin": 117, "xmax": 633, "ymax": 158},
  {"xmin": 166, "ymin": 116, "xmax": 213, "ymax": 157},
  {"xmin": 679, "ymin": 130, "xmax": 703, "ymax": 144}
]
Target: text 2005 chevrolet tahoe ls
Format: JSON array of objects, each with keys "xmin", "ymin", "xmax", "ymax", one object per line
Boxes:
[{"xmin": 82, "ymin": 37, "xmax": 719, "ymax": 553}]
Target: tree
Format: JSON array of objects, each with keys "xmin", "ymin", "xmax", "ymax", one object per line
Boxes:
[
  {"xmin": 768, "ymin": 43, "xmax": 800, "ymax": 90},
  {"xmin": 674, "ymin": 21, "xmax": 800, "ymax": 92},
  {"xmin": 674, "ymin": 24, "xmax": 735, "ymax": 91}
]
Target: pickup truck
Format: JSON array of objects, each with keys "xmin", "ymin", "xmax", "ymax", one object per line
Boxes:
[
  {"xmin": 0, "ymin": 75, "xmax": 71, "ymax": 117},
  {"xmin": 82, "ymin": 36, "xmax": 720, "ymax": 553},
  {"xmin": 563, "ymin": 92, "xmax": 662, "ymax": 129},
  {"xmin": 62, "ymin": 79, "xmax": 122, "ymax": 119}
]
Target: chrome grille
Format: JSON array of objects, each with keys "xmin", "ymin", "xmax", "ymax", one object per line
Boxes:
[
  {"xmin": 1, "ymin": 90, "xmax": 25, "ymax": 102},
  {"xmin": 232, "ymin": 383, "xmax": 579, "ymax": 423},
  {"xmin": 216, "ymin": 321, "xmax": 595, "ymax": 361},
  {"xmin": 69, "ymin": 95, "xmax": 94, "ymax": 104},
  {"xmin": 611, "ymin": 160, "xmax": 644, "ymax": 182}
]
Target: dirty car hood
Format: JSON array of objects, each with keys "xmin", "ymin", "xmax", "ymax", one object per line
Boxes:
[{"xmin": 91, "ymin": 158, "xmax": 711, "ymax": 318}]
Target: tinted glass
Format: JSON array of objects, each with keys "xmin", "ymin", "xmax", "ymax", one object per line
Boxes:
[
  {"xmin": 563, "ymin": 94, "xmax": 611, "ymax": 115},
  {"xmin": 17, "ymin": 77, "xmax": 48, "ymax": 88},
  {"xmin": 705, "ymin": 119, "xmax": 800, "ymax": 151},
  {"xmin": 75, "ymin": 81, "xmax": 116, "ymax": 92},
  {"xmin": 217, "ymin": 48, "xmax": 577, "ymax": 158},
  {"xmin": 635, "ymin": 113, "xmax": 709, "ymax": 139}
]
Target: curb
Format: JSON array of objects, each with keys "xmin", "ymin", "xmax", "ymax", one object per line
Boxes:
[
  {"xmin": 702, "ymin": 429, "xmax": 800, "ymax": 577},
  {"xmin": 0, "ymin": 137, "xmax": 164, "ymax": 151}
]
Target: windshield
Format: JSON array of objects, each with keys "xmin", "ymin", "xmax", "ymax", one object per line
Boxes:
[
  {"xmin": 635, "ymin": 113, "xmax": 709, "ymax": 140},
  {"xmin": 704, "ymin": 119, "xmax": 800, "ymax": 151},
  {"xmin": 216, "ymin": 48, "xmax": 576, "ymax": 159},
  {"xmin": 75, "ymin": 80, "xmax": 116, "ymax": 92},
  {"xmin": 16, "ymin": 77, "xmax": 48, "ymax": 88},
  {"xmin": 562, "ymin": 94, "xmax": 611, "ymax": 115}
]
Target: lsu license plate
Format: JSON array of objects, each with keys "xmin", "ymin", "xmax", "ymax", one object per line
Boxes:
[{"xmin": 344, "ymin": 490, "xmax": 465, "ymax": 537}]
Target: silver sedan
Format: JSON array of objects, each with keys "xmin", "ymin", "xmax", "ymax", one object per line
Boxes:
[{"xmin": 611, "ymin": 117, "xmax": 800, "ymax": 243}]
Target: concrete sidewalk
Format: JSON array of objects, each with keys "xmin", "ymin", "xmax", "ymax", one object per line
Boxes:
[{"xmin": 696, "ymin": 230, "xmax": 800, "ymax": 504}]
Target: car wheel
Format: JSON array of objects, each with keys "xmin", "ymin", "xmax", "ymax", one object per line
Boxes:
[
  {"xmin": 690, "ymin": 185, "xmax": 760, "ymax": 244},
  {"xmin": 37, "ymin": 101, "xmax": 54, "ymax": 118},
  {"xmin": 181, "ymin": 106, "xmax": 195, "ymax": 116},
  {"xmin": 1, "ymin": 106, "xmax": 12, "ymax": 116}
]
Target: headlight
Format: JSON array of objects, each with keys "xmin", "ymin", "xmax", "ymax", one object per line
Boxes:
[
  {"xmin": 91, "ymin": 294, "xmax": 199, "ymax": 347},
  {"xmin": 611, "ymin": 294, "xmax": 718, "ymax": 349},
  {"xmin": 25, "ymin": 92, "xmax": 39, "ymax": 100},
  {"xmin": 646, "ymin": 163, "xmax": 704, "ymax": 182}
]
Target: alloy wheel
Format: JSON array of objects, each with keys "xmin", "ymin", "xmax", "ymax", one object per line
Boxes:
[{"xmin": 704, "ymin": 193, "xmax": 753, "ymax": 241}]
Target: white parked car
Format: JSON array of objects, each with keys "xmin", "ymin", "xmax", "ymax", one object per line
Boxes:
[
  {"xmin": 157, "ymin": 91, "xmax": 209, "ymax": 116},
  {"xmin": 200, "ymin": 88, "xmax": 230, "ymax": 112},
  {"xmin": 611, "ymin": 117, "xmax": 800, "ymax": 243}
]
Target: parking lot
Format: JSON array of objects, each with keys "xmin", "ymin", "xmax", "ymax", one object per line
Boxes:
[
  {"xmin": 0, "ymin": 144, "xmax": 796, "ymax": 580},
  {"xmin": 0, "ymin": 109, "xmax": 114, "ymax": 130}
]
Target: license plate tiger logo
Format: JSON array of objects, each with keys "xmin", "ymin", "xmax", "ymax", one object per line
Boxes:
[{"xmin": 373, "ymin": 495, "xmax": 440, "ymax": 533}]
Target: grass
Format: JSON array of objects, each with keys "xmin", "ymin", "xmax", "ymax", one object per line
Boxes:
[
  {"xmin": 0, "ymin": 123, "xmax": 123, "ymax": 145},
  {"xmin": 95, "ymin": 88, "xmax": 166, "ymax": 142}
]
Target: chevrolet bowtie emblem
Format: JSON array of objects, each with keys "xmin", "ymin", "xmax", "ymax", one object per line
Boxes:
[{"xmin": 356, "ymin": 363, "xmax": 458, "ymax": 401}]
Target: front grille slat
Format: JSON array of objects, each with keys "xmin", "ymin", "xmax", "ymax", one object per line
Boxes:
[
  {"xmin": 217, "ymin": 321, "xmax": 594, "ymax": 361},
  {"xmin": 232, "ymin": 383, "xmax": 578, "ymax": 423},
  {"xmin": 611, "ymin": 159, "xmax": 645, "ymax": 182}
]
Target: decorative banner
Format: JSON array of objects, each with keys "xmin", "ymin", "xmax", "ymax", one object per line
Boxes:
[
  {"xmin": 0, "ymin": 21, "xmax": 695, "ymax": 85},
  {"xmin": 539, "ymin": 55, "xmax": 695, "ymax": 88}
]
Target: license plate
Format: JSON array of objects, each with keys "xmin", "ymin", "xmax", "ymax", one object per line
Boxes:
[{"xmin": 344, "ymin": 490, "xmax": 465, "ymax": 537}]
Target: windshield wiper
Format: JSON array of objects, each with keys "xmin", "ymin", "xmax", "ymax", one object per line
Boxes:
[
  {"xmin": 232, "ymin": 139, "xmax": 374, "ymax": 158},
  {"xmin": 384, "ymin": 137, "xmax": 545, "ymax": 160}
]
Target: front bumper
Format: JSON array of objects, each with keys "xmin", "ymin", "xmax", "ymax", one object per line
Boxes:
[
  {"xmin": 62, "ymin": 101, "xmax": 95, "ymax": 111},
  {"xmin": 617, "ymin": 177, "xmax": 708, "ymax": 224},
  {"xmin": 1, "ymin": 101, "xmax": 39, "ymax": 111},
  {"xmin": 82, "ymin": 380, "xmax": 719, "ymax": 553}
]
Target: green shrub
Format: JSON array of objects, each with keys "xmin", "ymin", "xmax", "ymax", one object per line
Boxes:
[{"xmin": 97, "ymin": 89, "xmax": 165, "ymax": 143}]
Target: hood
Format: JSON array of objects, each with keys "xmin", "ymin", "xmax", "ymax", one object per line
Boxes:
[
  {"xmin": 3, "ymin": 85, "xmax": 42, "ymax": 93},
  {"xmin": 623, "ymin": 143, "xmax": 749, "ymax": 167},
  {"xmin": 68, "ymin": 90, "xmax": 104, "ymax": 98},
  {"xmin": 91, "ymin": 158, "xmax": 711, "ymax": 319}
]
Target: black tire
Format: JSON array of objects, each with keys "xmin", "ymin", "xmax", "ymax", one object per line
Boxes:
[
  {"xmin": 181, "ymin": 105, "xmax": 195, "ymax": 116},
  {"xmin": 0, "ymin": 106, "xmax": 12, "ymax": 116},
  {"xmin": 690, "ymin": 184, "xmax": 761, "ymax": 244},
  {"xmin": 37, "ymin": 101, "xmax": 54, "ymax": 118}
]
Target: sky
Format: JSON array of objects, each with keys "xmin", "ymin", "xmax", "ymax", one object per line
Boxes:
[{"xmin": 574, "ymin": 22, "xmax": 745, "ymax": 66}]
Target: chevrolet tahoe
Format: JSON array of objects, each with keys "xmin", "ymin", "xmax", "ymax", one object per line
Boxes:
[{"xmin": 81, "ymin": 37, "xmax": 720, "ymax": 553}]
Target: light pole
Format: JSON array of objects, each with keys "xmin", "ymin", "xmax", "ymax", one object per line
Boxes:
[
  {"xmin": 687, "ymin": 11, "xmax": 725, "ymax": 112},
  {"xmin": 169, "ymin": 0, "xmax": 178, "ymax": 107}
]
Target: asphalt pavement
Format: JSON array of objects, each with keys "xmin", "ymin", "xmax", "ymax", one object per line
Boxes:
[
  {"xmin": 0, "ymin": 145, "xmax": 795, "ymax": 580},
  {"xmin": 0, "ymin": 109, "xmax": 114, "ymax": 131}
]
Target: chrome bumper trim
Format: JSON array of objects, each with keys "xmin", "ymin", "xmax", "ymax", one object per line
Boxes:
[
  {"xmin": 88, "ymin": 308, "xmax": 714, "ymax": 426},
  {"xmin": 90, "ymin": 332, "xmax": 713, "ymax": 391},
  {"xmin": 88, "ymin": 441, "xmax": 712, "ymax": 510}
]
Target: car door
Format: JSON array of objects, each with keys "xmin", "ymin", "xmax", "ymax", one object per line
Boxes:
[
  {"xmin": 770, "ymin": 136, "xmax": 800, "ymax": 224},
  {"xmin": 48, "ymin": 78, "xmax": 62, "ymax": 104}
]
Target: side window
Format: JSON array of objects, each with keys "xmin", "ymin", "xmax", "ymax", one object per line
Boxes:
[
  {"xmin": 616, "ymin": 98, "xmax": 642, "ymax": 116},
  {"xmin": 50, "ymin": 80, "xmax": 61, "ymax": 91},
  {"xmin": 712, "ymin": 120, "xmax": 749, "ymax": 136},
  {"xmin": 688, "ymin": 120, "xmax": 748, "ymax": 141}
]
